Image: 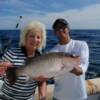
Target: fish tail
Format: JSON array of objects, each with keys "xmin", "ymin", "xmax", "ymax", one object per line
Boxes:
[{"xmin": 6, "ymin": 67, "xmax": 17, "ymax": 85}]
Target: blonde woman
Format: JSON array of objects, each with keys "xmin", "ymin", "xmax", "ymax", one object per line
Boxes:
[{"xmin": 0, "ymin": 21, "xmax": 47, "ymax": 100}]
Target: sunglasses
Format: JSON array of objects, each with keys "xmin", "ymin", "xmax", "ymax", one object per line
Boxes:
[{"xmin": 54, "ymin": 26, "xmax": 67, "ymax": 32}]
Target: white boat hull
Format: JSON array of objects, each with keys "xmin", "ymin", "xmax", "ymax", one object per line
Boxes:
[{"xmin": 0, "ymin": 78, "xmax": 100, "ymax": 100}]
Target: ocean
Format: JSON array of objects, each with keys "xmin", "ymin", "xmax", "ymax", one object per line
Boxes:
[{"xmin": 0, "ymin": 29, "xmax": 100, "ymax": 79}]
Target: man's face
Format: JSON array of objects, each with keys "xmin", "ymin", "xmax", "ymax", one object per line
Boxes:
[{"xmin": 54, "ymin": 24, "xmax": 70, "ymax": 39}]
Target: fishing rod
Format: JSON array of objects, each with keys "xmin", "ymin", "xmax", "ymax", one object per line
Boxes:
[
  {"xmin": 16, "ymin": 16, "xmax": 23, "ymax": 28},
  {"xmin": 3, "ymin": 16, "xmax": 23, "ymax": 52}
]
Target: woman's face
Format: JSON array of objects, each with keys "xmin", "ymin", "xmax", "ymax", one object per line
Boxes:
[{"xmin": 25, "ymin": 29, "xmax": 42, "ymax": 51}]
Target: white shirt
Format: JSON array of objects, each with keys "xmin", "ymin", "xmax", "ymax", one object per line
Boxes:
[{"xmin": 50, "ymin": 39, "xmax": 89, "ymax": 100}]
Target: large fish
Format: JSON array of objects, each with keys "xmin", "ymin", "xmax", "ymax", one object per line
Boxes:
[{"xmin": 15, "ymin": 52, "xmax": 80, "ymax": 79}]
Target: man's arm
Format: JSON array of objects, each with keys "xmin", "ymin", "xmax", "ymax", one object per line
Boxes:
[{"xmin": 70, "ymin": 41, "xmax": 89, "ymax": 76}]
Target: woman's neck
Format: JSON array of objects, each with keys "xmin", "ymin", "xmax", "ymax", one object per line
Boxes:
[{"xmin": 26, "ymin": 49, "xmax": 36, "ymax": 57}]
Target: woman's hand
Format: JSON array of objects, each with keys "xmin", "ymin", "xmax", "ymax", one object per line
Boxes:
[
  {"xmin": 0, "ymin": 61, "xmax": 12, "ymax": 75},
  {"xmin": 0, "ymin": 61, "xmax": 12, "ymax": 67}
]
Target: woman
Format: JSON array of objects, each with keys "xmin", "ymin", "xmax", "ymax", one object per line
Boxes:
[{"xmin": 0, "ymin": 20, "xmax": 47, "ymax": 100}]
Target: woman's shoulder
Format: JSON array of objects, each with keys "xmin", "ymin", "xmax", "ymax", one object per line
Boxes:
[
  {"xmin": 6, "ymin": 47, "xmax": 24, "ymax": 54},
  {"xmin": 10, "ymin": 47, "xmax": 22, "ymax": 51},
  {"xmin": 2, "ymin": 47, "xmax": 26, "ymax": 59},
  {"xmin": 5, "ymin": 47, "xmax": 21, "ymax": 52}
]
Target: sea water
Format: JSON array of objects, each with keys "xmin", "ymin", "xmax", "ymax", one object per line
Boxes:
[{"xmin": 0, "ymin": 29, "xmax": 100, "ymax": 79}]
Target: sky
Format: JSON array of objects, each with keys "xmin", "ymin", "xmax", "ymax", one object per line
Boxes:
[{"xmin": 0, "ymin": 0, "xmax": 100, "ymax": 29}]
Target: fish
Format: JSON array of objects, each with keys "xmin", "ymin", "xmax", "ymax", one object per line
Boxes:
[{"xmin": 15, "ymin": 52, "xmax": 80, "ymax": 79}]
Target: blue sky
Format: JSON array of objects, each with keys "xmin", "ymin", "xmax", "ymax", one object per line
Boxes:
[{"xmin": 0, "ymin": 0, "xmax": 100, "ymax": 29}]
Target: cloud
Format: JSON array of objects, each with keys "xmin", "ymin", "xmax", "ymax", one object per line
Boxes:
[
  {"xmin": 51, "ymin": 2, "xmax": 65, "ymax": 9},
  {"xmin": 44, "ymin": 3, "xmax": 100, "ymax": 29},
  {"xmin": 0, "ymin": 3, "xmax": 100, "ymax": 29},
  {"xmin": 0, "ymin": 16, "xmax": 18, "ymax": 29}
]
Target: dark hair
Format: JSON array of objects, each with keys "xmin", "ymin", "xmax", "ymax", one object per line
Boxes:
[
  {"xmin": 6, "ymin": 67, "xmax": 17, "ymax": 85},
  {"xmin": 52, "ymin": 18, "xmax": 69, "ymax": 29}
]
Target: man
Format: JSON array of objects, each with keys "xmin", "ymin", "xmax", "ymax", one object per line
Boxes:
[{"xmin": 50, "ymin": 18, "xmax": 89, "ymax": 100}]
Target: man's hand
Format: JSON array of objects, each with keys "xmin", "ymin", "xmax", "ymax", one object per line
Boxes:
[
  {"xmin": 70, "ymin": 66, "xmax": 83, "ymax": 76},
  {"xmin": 70, "ymin": 55, "xmax": 82, "ymax": 76}
]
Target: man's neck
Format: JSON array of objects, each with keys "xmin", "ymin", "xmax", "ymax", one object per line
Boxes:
[{"xmin": 59, "ymin": 38, "xmax": 71, "ymax": 45}]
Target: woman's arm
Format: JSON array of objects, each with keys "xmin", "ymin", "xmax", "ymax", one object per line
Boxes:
[{"xmin": 38, "ymin": 81, "xmax": 47, "ymax": 100}]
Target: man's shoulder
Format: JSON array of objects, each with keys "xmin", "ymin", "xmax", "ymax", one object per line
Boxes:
[
  {"xmin": 73, "ymin": 39, "xmax": 88, "ymax": 46},
  {"xmin": 73, "ymin": 39, "xmax": 86, "ymax": 43}
]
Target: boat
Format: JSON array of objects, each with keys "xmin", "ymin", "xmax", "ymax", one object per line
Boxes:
[
  {"xmin": 34, "ymin": 78, "xmax": 100, "ymax": 100},
  {"xmin": 0, "ymin": 77, "xmax": 100, "ymax": 100}
]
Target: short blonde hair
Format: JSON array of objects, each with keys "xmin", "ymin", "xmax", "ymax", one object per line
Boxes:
[{"xmin": 19, "ymin": 21, "xmax": 46, "ymax": 51}]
